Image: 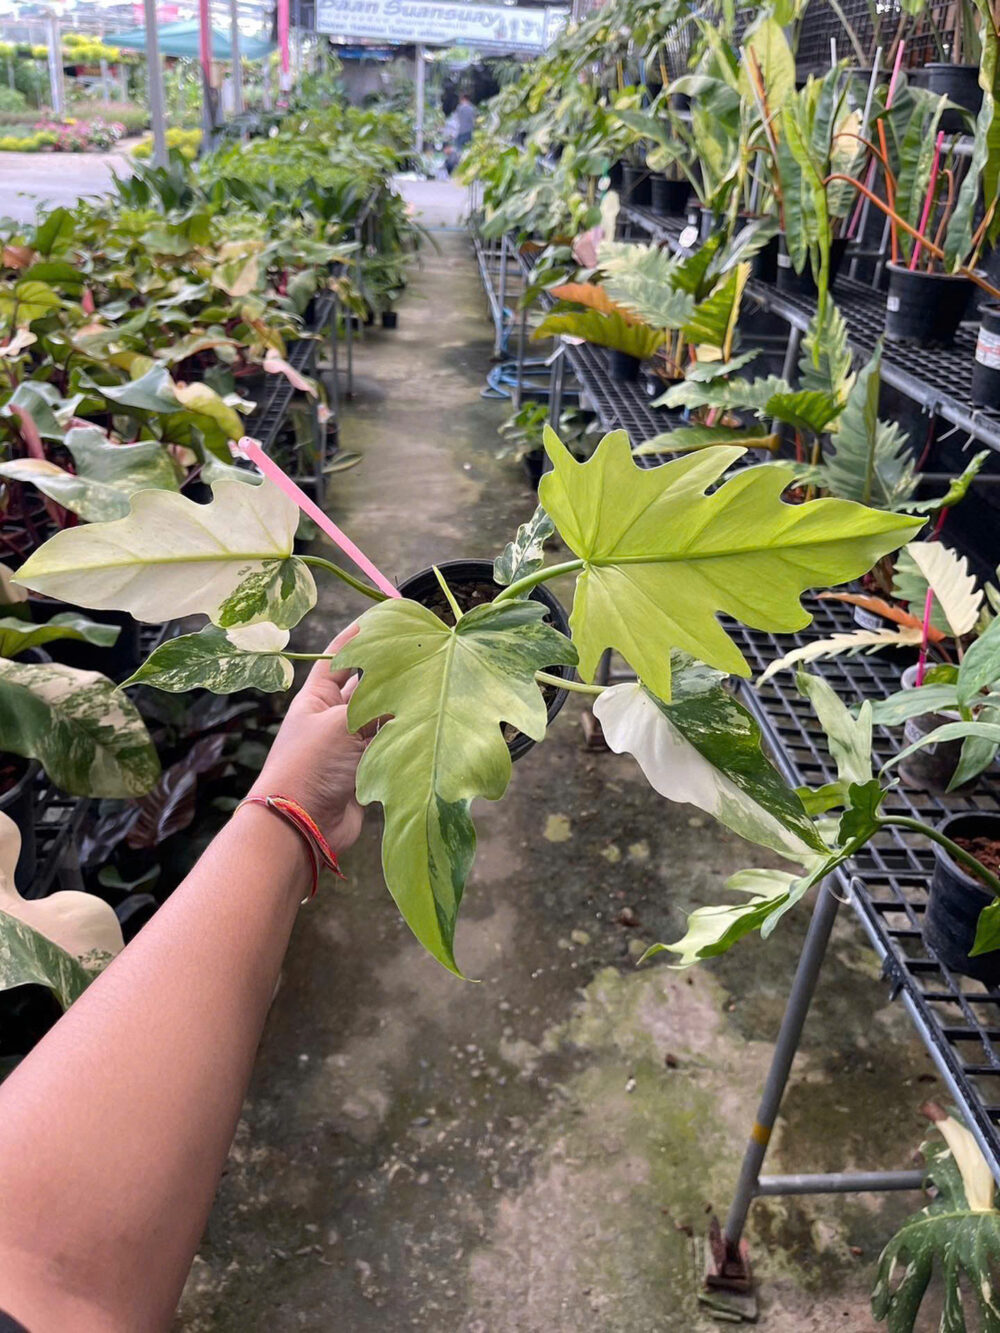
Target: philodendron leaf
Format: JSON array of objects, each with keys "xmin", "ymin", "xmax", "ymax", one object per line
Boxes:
[
  {"xmin": 871, "ymin": 1126, "xmax": 1000, "ymax": 1332},
  {"xmin": 332, "ymin": 597, "xmax": 578, "ymax": 975},
  {"xmin": 593, "ymin": 667, "xmax": 827, "ymax": 859},
  {"xmin": 0, "ymin": 458, "xmax": 138, "ymax": 524},
  {"xmin": 66, "ymin": 426, "xmax": 181, "ymax": 491},
  {"xmin": 0, "ymin": 659, "xmax": 160, "ymax": 797},
  {"xmin": 494, "ymin": 506, "xmax": 556, "ymax": 587},
  {"xmin": 0, "ymin": 613, "xmax": 119, "ymax": 660},
  {"xmin": 0, "ymin": 811, "xmax": 122, "ymax": 1008},
  {"xmin": 796, "ymin": 669, "xmax": 874, "ymax": 787},
  {"xmin": 15, "ymin": 479, "xmax": 314, "ymax": 631},
  {"xmin": 758, "ymin": 626, "xmax": 924, "ymax": 682},
  {"xmin": 123, "ymin": 624, "xmax": 293, "ymax": 694},
  {"xmin": 539, "ymin": 428, "xmax": 921, "ymax": 699}
]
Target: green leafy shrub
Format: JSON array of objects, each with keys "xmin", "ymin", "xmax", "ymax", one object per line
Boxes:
[
  {"xmin": 0, "ymin": 87, "xmax": 27, "ymax": 114},
  {"xmin": 133, "ymin": 127, "xmax": 201, "ymax": 161}
]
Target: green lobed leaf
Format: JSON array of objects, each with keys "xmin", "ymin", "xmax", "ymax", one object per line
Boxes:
[
  {"xmin": 0, "ymin": 613, "xmax": 119, "ymax": 660},
  {"xmin": 494, "ymin": 506, "xmax": 555, "ymax": 587},
  {"xmin": 958, "ymin": 616, "xmax": 1000, "ymax": 708},
  {"xmin": 593, "ymin": 668, "xmax": 827, "ymax": 859},
  {"xmin": 331, "ymin": 597, "xmax": 578, "ymax": 975},
  {"xmin": 15, "ymin": 479, "xmax": 308, "ymax": 628},
  {"xmin": 123, "ymin": 624, "xmax": 293, "ymax": 694},
  {"xmin": 539, "ymin": 428, "xmax": 921, "ymax": 699},
  {"xmin": 0, "ymin": 659, "xmax": 160, "ymax": 797}
]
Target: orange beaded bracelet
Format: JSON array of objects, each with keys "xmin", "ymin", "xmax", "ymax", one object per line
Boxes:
[{"xmin": 235, "ymin": 793, "xmax": 345, "ymax": 901}]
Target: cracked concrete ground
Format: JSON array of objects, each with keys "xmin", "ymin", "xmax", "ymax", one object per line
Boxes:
[{"xmin": 176, "ymin": 195, "xmax": 944, "ymax": 1332}]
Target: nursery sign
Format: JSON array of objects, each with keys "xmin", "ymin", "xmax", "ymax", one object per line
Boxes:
[{"xmin": 315, "ymin": 0, "xmax": 564, "ymax": 51}]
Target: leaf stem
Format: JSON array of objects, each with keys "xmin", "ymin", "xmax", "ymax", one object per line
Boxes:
[
  {"xmin": 300, "ymin": 554, "xmax": 387, "ymax": 602},
  {"xmin": 493, "ymin": 558, "xmax": 585, "ymax": 603},
  {"xmin": 535, "ymin": 669, "xmax": 604, "ymax": 696},
  {"xmin": 280, "ymin": 652, "xmax": 339, "ymax": 661},
  {"xmin": 877, "ymin": 816, "xmax": 1000, "ymax": 898},
  {"xmin": 433, "ymin": 565, "xmax": 463, "ymax": 622}
]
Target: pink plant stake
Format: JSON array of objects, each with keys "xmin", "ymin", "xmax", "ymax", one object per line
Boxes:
[
  {"xmin": 915, "ymin": 585, "xmax": 935, "ymax": 687},
  {"xmin": 909, "ymin": 131, "xmax": 945, "ymax": 272},
  {"xmin": 233, "ymin": 437, "xmax": 401, "ymax": 599}
]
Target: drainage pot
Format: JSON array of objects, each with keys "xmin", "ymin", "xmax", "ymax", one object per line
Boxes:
[
  {"xmin": 621, "ymin": 164, "xmax": 652, "ymax": 207},
  {"xmin": 0, "ymin": 757, "xmax": 39, "ymax": 894},
  {"xmin": 776, "ymin": 235, "xmax": 848, "ymax": 297},
  {"xmin": 925, "ymin": 812, "xmax": 1000, "ymax": 984},
  {"xmin": 751, "ymin": 235, "xmax": 780, "ymax": 284},
  {"xmin": 896, "ymin": 663, "xmax": 967, "ymax": 792},
  {"xmin": 381, "ymin": 310, "xmax": 398, "ymax": 330},
  {"xmin": 885, "ymin": 263, "xmax": 972, "ymax": 346},
  {"xmin": 396, "ymin": 559, "xmax": 572, "ymax": 761},
  {"xmin": 972, "ymin": 302, "xmax": 1000, "ymax": 408},
  {"xmin": 915, "ymin": 63, "xmax": 982, "ymax": 132},
  {"xmin": 650, "ymin": 175, "xmax": 690, "ymax": 217}
]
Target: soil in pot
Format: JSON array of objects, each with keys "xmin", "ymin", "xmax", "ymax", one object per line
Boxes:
[
  {"xmin": 884, "ymin": 263, "xmax": 972, "ymax": 346},
  {"xmin": 925, "ymin": 812, "xmax": 1000, "ymax": 984},
  {"xmin": 776, "ymin": 235, "xmax": 848, "ymax": 297},
  {"xmin": 396, "ymin": 559, "xmax": 572, "ymax": 761},
  {"xmin": 0, "ymin": 755, "xmax": 38, "ymax": 893},
  {"xmin": 650, "ymin": 175, "xmax": 690, "ymax": 217},
  {"xmin": 896, "ymin": 663, "xmax": 967, "ymax": 792},
  {"xmin": 972, "ymin": 302, "xmax": 1000, "ymax": 408}
]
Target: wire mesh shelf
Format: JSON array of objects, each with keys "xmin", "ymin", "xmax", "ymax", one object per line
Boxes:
[{"xmin": 244, "ymin": 292, "xmax": 337, "ymax": 453}]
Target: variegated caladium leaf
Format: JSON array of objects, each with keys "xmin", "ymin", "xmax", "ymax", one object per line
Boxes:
[
  {"xmin": 0, "ymin": 811, "xmax": 123, "ymax": 1008},
  {"xmin": 14, "ymin": 479, "xmax": 314, "ymax": 632},
  {"xmin": 0, "ymin": 659, "xmax": 160, "ymax": 797},
  {"xmin": 494, "ymin": 506, "xmax": 555, "ymax": 587},
  {"xmin": 593, "ymin": 659, "xmax": 826, "ymax": 860},
  {"xmin": 538, "ymin": 428, "xmax": 921, "ymax": 699},
  {"xmin": 331, "ymin": 596, "xmax": 577, "ymax": 975},
  {"xmin": 123, "ymin": 624, "xmax": 293, "ymax": 694}
]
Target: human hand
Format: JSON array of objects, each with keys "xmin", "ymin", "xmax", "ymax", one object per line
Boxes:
[{"xmin": 248, "ymin": 624, "xmax": 367, "ymax": 854}]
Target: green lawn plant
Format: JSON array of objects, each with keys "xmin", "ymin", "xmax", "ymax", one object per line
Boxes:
[{"xmin": 13, "ymin": 428, "xmax": 919, "ymax": 976}]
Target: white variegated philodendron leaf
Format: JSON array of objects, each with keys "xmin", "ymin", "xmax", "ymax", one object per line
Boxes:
[
  {"xmin": 0, "ymin": 659, "xmax": 160, "ymax": 796},
  {"xmin": 494, "ymin": 506, "xmax": 555, "ymax": 587},
  {"xmin": 14, "ymin": 479, "xmax": 315, "ymax": 632},
  {"xmin": 894, "ymin": 541, "xmax": 983, "ymax": 639},
  {"xmin": 593, "ymin": 668, "xmax": 826, "ymax": 860},
  {"xmin": 0, "ymin": 810, "xmax": 122, "ymax": 1009},
  {"xmin": 123, "ymin": 624, "xmax": 293, "ymax": 694}
]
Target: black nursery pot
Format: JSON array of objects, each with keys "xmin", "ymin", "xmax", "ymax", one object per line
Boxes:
[
  {"xmin": 396, "ymin": 559, "xmax": 572, "ymax": 761},
  {"xmin": 649, "ymin": 174, "xmax": 690, "ymax": 217},
  {"xmin": 608, "ymin": 349, "xmax": 642, "ymax": 382},
  {"xmin": 925, "ymin": 812, "xmax": 1000, "ymax": 985},
  {"xmin": 0, "ymin": 757, "xmax": 39, "ymax": 894},
  {"xmin": 28, "ymin": 595, "xmax": 142, "ymax": 683},
  {"xmin": 776, "ymin": 235, "xmax": 848, "ymax": 297},
  {"xmin": 884, "ymin": 263, "xmax": 972, "ymax": 346},
  {"xmin": 972, "ymin": 302, "xmax": 1000, "ymax": 408},
  {"xmin": 621, "ymin": 164, "xmax": 652, "ymax": 207},
  {"xmin": 915, "ymin": 63, "xmax": 982, "ymax": 133},
  {"xmin": 752, "ymin": 235, "xmax": 780, "ymax": 284},
  {"xmin": 381, "ymin": 310, "xmax": 398, "ymax": 330}
]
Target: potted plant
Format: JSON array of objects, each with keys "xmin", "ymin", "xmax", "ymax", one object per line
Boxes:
[{"xmin": 12, "ymin": 429, "xmax": 919, "ymax": 976}]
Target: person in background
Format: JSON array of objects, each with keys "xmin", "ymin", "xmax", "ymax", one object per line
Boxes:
[
  {"xmin": 443, "ymin": 141, "xmax": 460, "ymax": 176},
  {"xmin": 454, "ymin": 91, "xmax": 477, "ymax": 150}
]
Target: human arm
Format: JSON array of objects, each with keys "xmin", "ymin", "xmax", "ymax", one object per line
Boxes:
[{"xmin": 0, "ymin": 626, "xmax": 366, "ymax": 1332}]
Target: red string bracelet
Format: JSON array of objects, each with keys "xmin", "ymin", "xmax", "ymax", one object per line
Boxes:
[{"xmin": 235, "ymin": 794, "xmax": 345, "ymax": 901}]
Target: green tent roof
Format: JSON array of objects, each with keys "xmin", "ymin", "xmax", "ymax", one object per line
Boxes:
[{"xmin": 106, "ymin": 20, "xmax": 274, "ymax": 61}]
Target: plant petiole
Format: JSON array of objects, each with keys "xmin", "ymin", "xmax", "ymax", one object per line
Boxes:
[
  {"xmin": 300, "ymin": 554, "xmax": 388, "ymax": 602},
  {"xmin": 433, "ymin": 565, "xmax": 464, "ymax": 622},
  {"xmin": 876, "ymin": 816, "xmax": 1000, "ymax": 899},
  {"xmin": 535, "ymin": 669, "xmax": 604, "ymax": 697},
  {"xmin": 493, "ymin": 558, "xmax": 585, "ymax": 604}
]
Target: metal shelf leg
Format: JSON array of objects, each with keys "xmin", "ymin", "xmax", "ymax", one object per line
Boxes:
[
  {"xmin": 722, "ymin": 880, "xmax": 841, "ymax": 1257},
  {"xmin": 495, "ymin": 233, "xmax": 508, "ymax": 358}
]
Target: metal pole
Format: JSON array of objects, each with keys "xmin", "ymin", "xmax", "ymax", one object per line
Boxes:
[
  {"xmin": 199, "ymin": 0, "xmax": 215, "ymax": 141},
  {"xmin": 46, "ymin": 12, "xmax": 63, "ymax": 116},
  {"xmin": 415, "ymin": 43, "xmax": 426, "ymax": 155},
  {"xmin": 230, "ymin": 0, "xmax": 243, "ymax": 116},
  {"xmin": 756, "ymin": 1170, "xmax": 926, "ymax": 1196},
  {"xmin": 277, "ymin": 0, "xmax": 291, "ymax": 99},
  {"xmin": 495, "ymin": 232, "xmax": 508, "ymax": 357},
  {"xmin": 722, "ymin": 881, "xmax": 841, "ymax": 1253},
  {"xmin": 143, "ymin": 0, "xmax": 168, "ymax": 168},
  {"xmin": 99, "ymin": 22, "xmax": 110, "ymax": 104}
]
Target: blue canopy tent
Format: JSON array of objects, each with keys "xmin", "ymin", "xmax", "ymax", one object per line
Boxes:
[{"xmin": 105, "ymin": 20, "xmax": 274, "ymax": 61}]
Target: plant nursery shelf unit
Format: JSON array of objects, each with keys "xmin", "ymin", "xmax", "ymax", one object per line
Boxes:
[{"xmin": 619, "ymin": 202, "xmax": 1000, "ymax": 456}]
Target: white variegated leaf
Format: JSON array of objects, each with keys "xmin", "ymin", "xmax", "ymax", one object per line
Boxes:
[
  {"xmin": 758, "ymin": 626, "xmax": 923, "ymax": 683},
  {"xmin": 124, "ymin": 624, "xmax": 293, "ymax": 694},
  {"xmin": 906, "ymin": 540, "xmax": 983, "ymax": 638}
]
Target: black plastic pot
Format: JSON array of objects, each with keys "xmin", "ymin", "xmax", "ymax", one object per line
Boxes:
[
  {"xmin": 607, "ymin": 160, "xmax": 624, "ymax": 191},
  {"xmin": 650, "ymin": 174, "xmax": 690, "ymax": 217},
  {"xmin": 0, "ymin": 757, "xmax": 39, "ymax": 894},
  {"xmin": 776, "ymin": 235, "xmax": 848, "ymax": 297},
  {"xmin": 608, "ymin": 349, "xmax": 642, "ymax": 382},
  {"xmin": 396, "ymin": 559, "xmax": 572, "ymax": 761},
  {"xmin": 925, "ymin": 812, "xmax": 1000, "ymax": 984},
  {"xmin": 896, "ymin": 666, "xmax": 966, "ymax": 792},
  {"xmin": 972, "ymin": 302, "xmax": 1000, "ymax": 408},
  {"xmin": 28, "ymin": 595, "xmax": 141, "ymax": 683},
  {"xmin": 914, "ymin": 63, "xmax": 982, "ymax": 133},
  {"xmin": 752, "ymin": 235, "xmax": 780, "ymax": 284},
  {"xmin": 381, "ymin": 310, "xmax": 398, "ymax": 330},
  {"xmin": 884, "ymin": 263, "xmax": 972, "ymax": 346},
  {"xmin": 621, "ymin": 164, "xmax": 652, "ymax": 207}
]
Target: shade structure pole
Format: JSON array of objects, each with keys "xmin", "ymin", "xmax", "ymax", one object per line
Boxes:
[
  {"xmin": 199, "ymin": 0, "xmax": 214, "ymax": 139},
  {"xmin": 278, "ymin": 0, "xmax": 291, "ymax": 98},
  {"xmin": 143, "ymin": 0, "xmax": 168, "ymax": 167},
  {"xmin": 229, "ymin": 0, "xmax": 243, "ymax": 115},
  {"xmin": 46, "ymin": 12, "xmax": 64, "ymax": 116},
  {"xmin": 414, "ymin": 43, "xmax": 425, "ymax": 154}
]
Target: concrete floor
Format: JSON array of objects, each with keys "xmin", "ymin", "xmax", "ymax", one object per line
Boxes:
[
  {"xmin": 169, "ymin": 202, "xmax": 945, "ymax": 1331},
  {"xmin": 0, "ymin": 145, "xmax": 136, "ymax": 224}
]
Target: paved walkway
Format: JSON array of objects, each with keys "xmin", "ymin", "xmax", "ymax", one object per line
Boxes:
[
  {"xmin": 1, "ymin": 145, "xmax": 136, "ymax": 224},
  {"xmin": 173, "ymin": 227, "xmax": 944, "ymax": 1331}
]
